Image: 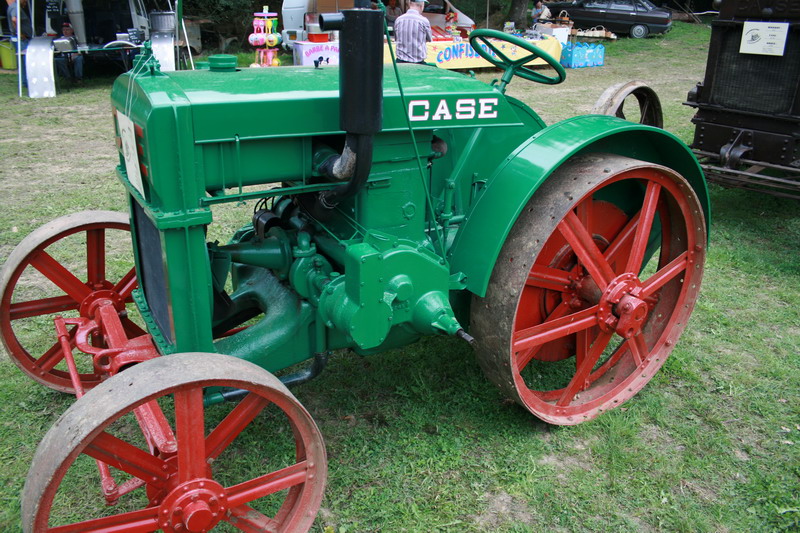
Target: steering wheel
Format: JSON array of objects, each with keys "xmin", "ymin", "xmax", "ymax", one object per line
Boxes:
[{"xmin": 469, "ymin": 29, "xmax": 566, "ymax": 91}]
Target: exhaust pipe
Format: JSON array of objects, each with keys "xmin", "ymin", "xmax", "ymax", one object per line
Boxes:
[{"xmin": 315, "ymin": 9, "xmax": 383, "ymax": 210}]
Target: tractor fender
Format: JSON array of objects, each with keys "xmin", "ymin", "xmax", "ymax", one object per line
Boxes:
[{"xmin": 448, "ymin": 114, "xmax": 709, "ymax": 298}]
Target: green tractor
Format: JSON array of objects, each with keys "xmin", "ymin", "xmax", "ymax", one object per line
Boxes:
[{"xmin": 2, "ymin": 11, "xmax": 707, "ymax": 532}]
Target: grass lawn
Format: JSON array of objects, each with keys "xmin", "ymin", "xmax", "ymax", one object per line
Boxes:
[{"xmin": 0, "ymin": 21, "xmax": 798, "ymax": 532}]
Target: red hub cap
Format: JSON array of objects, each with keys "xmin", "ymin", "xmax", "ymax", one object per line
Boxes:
[
  {"xmin": 595, "ymin": 273, "xmax": 648, "ymax": 338},
  {"xmin": 159, "ymin": 479, "xmax": 227, "ymax": 532}
]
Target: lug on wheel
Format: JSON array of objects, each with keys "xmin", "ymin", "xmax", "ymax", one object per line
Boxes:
[
  {"xmin": 473, "ymin": 154, "xmax": 706, "ymax": 425},
  {"xmin": 22, "ymin": 353, "xmax": 327, "ymax": 532},
  {"xmin": 0, "ymin": 211, "xmax": 139, "ymax": 393}
]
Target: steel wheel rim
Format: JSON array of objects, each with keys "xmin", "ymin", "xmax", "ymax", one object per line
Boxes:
[
  {"xmin": 591, "ymin": 80, "xmax": 664, "ymax": 128},
  {"xmin": 510, "ymin": 165, "xmax": 705, "ymax": 424},
  {"xmin": 631, "ymin": 24, "xmax": 648, "ymax": 38},
  {"xmin": 23, "ymin": 353, "xmax": 327, "ymax": 533},
  {"xmin": 0, "ymin": 212, "xmax": 137, "ymax": 393}
]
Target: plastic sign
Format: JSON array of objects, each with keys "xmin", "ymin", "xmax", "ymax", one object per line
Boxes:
[
  {"xmin": 739, "ymin": 21, "xmax": 789, "ymax": 56},
  {"xmin": 116, "ymin": 110, "xmax": 145, "ymax": 197},
  {"xmin": 294, "ymin": 41, "xmax": 340, "ymax": 66}
]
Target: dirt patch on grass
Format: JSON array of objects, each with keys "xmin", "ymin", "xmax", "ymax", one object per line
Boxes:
[
  {"xmin": 733, "ymin": 448, "xmax": 751, "ymax": 461},
  {"xmin": 639, "ymin": 424, "xmax": 684, "ymax": 453},
  {"xmin": 679, "ymin": 479, "xmax": 719, "ymax": 503},
  {"xmin": 471, "ymin": 490, "xmax": 536, "ymax": 529},
  {"xmin": 537, "ymin": 451, "xmax": 589, "ymax": 473}
]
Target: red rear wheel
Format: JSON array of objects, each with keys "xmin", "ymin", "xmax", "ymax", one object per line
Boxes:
[
  {"xmin": 473, "ymin": 154, "xmax": 706, "ymax": 425},
  {"xmin": 0, "ymin": 211, "xmax": 138, "ymax": 393},
  {"xmin": 22, "ymin": 353, "xmax": 327, "ymax": 532}
]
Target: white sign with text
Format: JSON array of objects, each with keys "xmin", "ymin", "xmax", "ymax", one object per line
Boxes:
[
  {"xmin": 739, "ymin": 21, "xmax": 789, "ymax": 56},
  {"xmin": 117, "ymin": 110, "xmax": 145, "ymax": 198}
]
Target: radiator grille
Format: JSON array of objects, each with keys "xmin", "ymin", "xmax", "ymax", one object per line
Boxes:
[
  {"xmin": 132, "ymin": 200, "xmax": 173, "ymax": 344},
  {"xmin": 711, "ymin": 26, "xmax": 800, "ymax": 115}
]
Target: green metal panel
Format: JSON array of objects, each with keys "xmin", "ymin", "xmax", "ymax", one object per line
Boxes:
[
  {"xmin": 448, "ymin": 115, "xmax": 710, "ymax": 298},
  {"xmin": 149, "ymin": 65, "xmax": 522, "ymax": 143},
  {"xmin": 112, "ymin": 69, "xmax": 218, "ymax": 354}
]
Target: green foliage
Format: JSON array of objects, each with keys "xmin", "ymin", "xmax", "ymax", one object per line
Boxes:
[{"xmin": 184, "ymin": 0, "xmax": 266, "ymax": 47}]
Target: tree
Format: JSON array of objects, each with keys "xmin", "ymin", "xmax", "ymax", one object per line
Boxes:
[
  {"xmin": 506, "ymin": 0, "xmax": 529, "ymax": 29},
  {"xmin": 183, "ymin": 0, "xmax": 261, "ymax": 50}
]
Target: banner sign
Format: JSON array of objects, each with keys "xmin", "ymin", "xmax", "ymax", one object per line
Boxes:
[{"xmin": 383, "ymin": 35, "xmax": 562, "ymax": 70}]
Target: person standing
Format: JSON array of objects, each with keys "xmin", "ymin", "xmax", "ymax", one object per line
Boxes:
[
  {"xmin": 393, "ymin": 0, "xmax": 432, "ymax": 64},
  {"xmin": 6, "ymin": 0, "xmax": 32, "ymax": 86},
  {"xmin": 6, "ymin": 0, "xmax": 31, "ymax": 39}
]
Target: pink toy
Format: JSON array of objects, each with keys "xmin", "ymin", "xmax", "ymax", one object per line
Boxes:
[{"xmin": 249, "ymin": 7, "xmax": 281, "ymax": 67}]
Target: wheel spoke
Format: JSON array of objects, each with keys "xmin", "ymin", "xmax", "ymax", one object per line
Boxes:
[
  {"xmin": 48, "ymin": 507, "xmax": 160, "ymax": 533},
  {"xmin": 120, "ymin": 316, "xmax": 147, "ymax": 338},
  {"xmin": 515, "ymin": 301, "xmax": 572, "ymax": 371},
  {"xmin": 84, "ymin": 431, "xmax": 173, "ymax": 486},
  {"xmin": 86, "ymin": 229, "xmax": 106, "ymax": 287},
  {"xmin": 616, "ymin": 100, "xmax": 626, "ymax": 119},
  {"xmin": 9, "ymin": 295, "xmax": 78, "ymax": 321},
  {"xmin": 113, "ymin": 268, "xmax": 137, "ymax": 300},
  {"xmin": 226, "ymin": 505, "xmax": 280, "ymax": 533},
  {"xmin": 29, "ymin": 251, "xmax": 91, "ymax": 303},
  {"xmin": 628, "ymin": 333, "xmax": 648, "ymax": 366},
  {"xmin": 513, "ymin": 304, "xmax": 599, "ymax": 355},
  {"xmin": 640, "ymin": 98, "xmax": 650, "ymax": 123},
  {"xmin": 641, "ymin": 251, "xmax": 689, "ymax": 297},
  {"xmin": 556, "ymin": 330, "xmax": 614, "ymax": 407},
  {"xmin": 576, "ymin": 197, "xmax": 593, "ymax": 235},
  {"xmin": 133, "ymin": 400, "xmax": 177, "ymax": 455},
  {"xmin": 206, "ymin": 393, "xmax": 271, "ymax": 461},
  {"xmin": 625, "ymin": 182, "xmax": 661, "ymax": 274},
  {"xmin": 558, "ymin": 211, "xmax": 616, "ymax": 289},
  {"xmin": 226, "ymin": 461, "xmax": 309, "ymax": 508},
  {"xmin": 174, "ymin": 387, "xmax": 207, "ymax": 482},
  {"xmin": 603, "ymin": 213, "xmax": 639, "ymax": 274},
  {"xmin": 526, "ymin": 265, "xmax": 571, "ymax": 292},
  {"xmin": 479, "ymin": 38, "xmax": 505, "ymax": 61},
  {"xmin": 36, "ymin": 336, "xmax": 72, "ymax": 372},
  {"xmin": 511, "ymin": 54, "xmax": 536, "ymax": 67},
  {"xmin": 575, "ymin": 329, "xmax": 591, "ymax": 370}
]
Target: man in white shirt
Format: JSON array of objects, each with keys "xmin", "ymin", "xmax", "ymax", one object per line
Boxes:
[{"xmin": 393, "ymin": 0, "xmax": 432, "ymax": 64}]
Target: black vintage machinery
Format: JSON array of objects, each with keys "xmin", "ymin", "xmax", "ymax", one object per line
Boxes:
[{"xmin": 685, "ymin": 0, "xmax": 800, "ymax": 199}]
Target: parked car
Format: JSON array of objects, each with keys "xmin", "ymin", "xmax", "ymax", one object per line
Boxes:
[{"xmin": 547, "ymin": 0, "xmax": 672, "ymax": 38}]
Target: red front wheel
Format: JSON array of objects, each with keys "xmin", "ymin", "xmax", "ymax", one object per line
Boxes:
[
  {"xmin": 0, "ymin": 211, "xmax": 139, "ymax": 393},
  {"xmin": 472, "ymin": 154, "xmax": 706, "ymax": 425},
  {"xmin": 22, "ymin": 353, "xmax": 327, "ymax": 532}
]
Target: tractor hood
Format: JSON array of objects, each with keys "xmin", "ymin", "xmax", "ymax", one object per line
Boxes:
[{"xmin": 111, "ymin": 63, "xmax": 523, "ymax": 143}]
